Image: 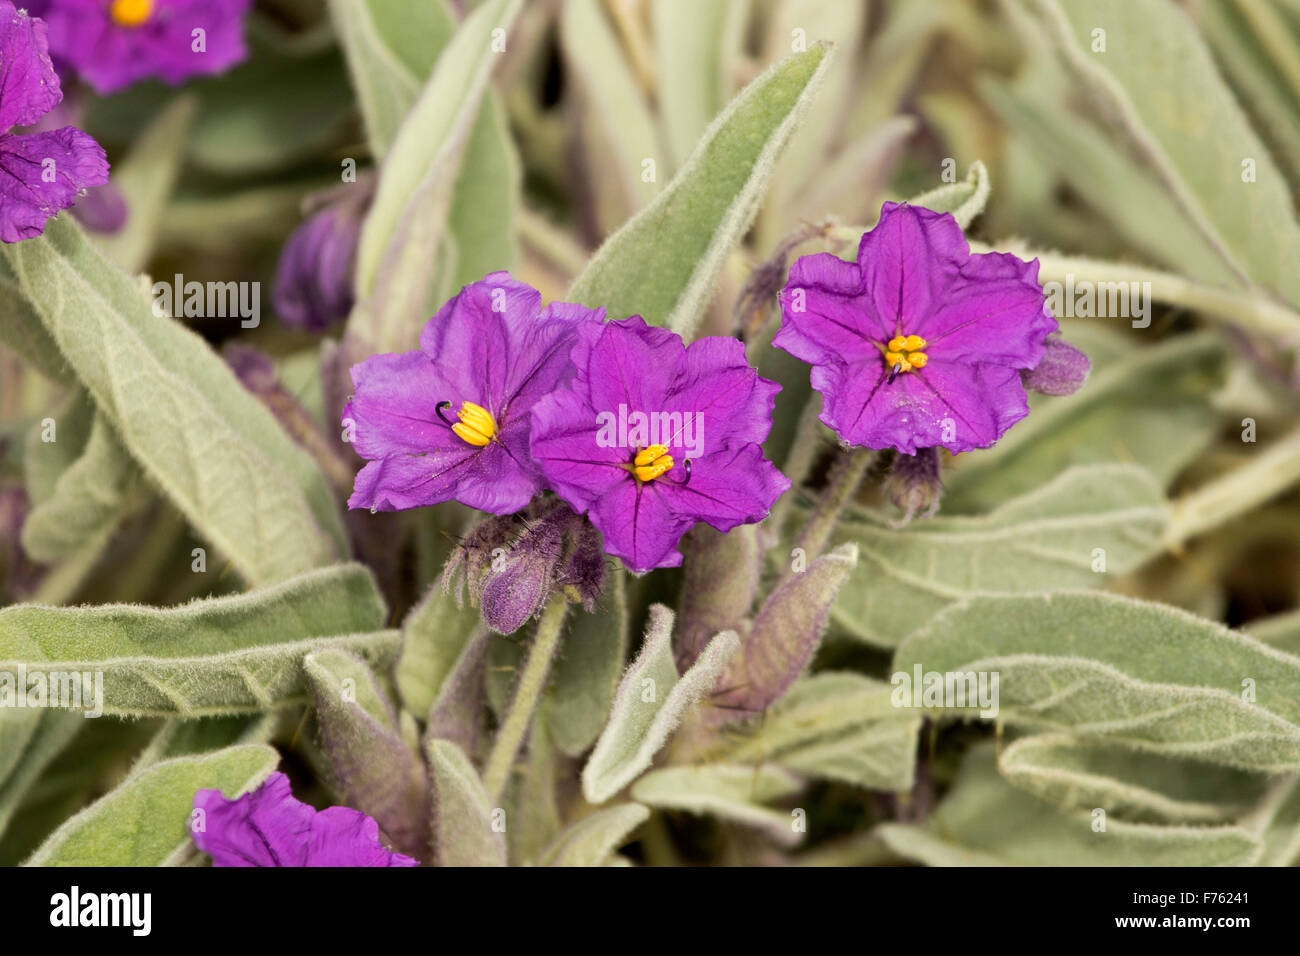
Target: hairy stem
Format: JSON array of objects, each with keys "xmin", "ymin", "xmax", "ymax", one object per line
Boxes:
[
  {"xmin": 481, "ymin": 594, "xmax": 569, "ymax": 804},
  {"xmin": 788, "ymin": 444, "xmax": 874, "ymax": 573}
]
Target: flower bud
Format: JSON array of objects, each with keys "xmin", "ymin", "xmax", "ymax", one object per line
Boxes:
[
  {"xmin": 1022, "ymin": 334, "xmax": 1090, "ymax": 396},
  {"xmin": 884, "ymin": 447, "xmax": 943, "ymax": 525},
  {"xmin": 273, "ymin": 177, "xmax": 374, "ymax": 331}
]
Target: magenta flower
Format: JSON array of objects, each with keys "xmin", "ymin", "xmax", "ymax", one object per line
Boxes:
[
  {"xmin": 530, "ymin": 316, "xmax": 790, "ymax": 574},
  {"xmin": 0, "ymin": 2, "xmax": 108, "ymax": 242},
  {"xmin": 345, "ymin": 273, "xmax": 603, "ymax": 515},
  {"xmin": 774, "ymin": 202, "xmax": 1059, "ymax": 455},
  {"xmin": 274, "ymin": 181, "xmax": 372, "ymax": 331},
  {"xmin": 41, "ymin": 0, "xmax": 250, "ymax": 95},
  {"xmin": 193, "ymin": 772, "xmax": 418, "ymax": 867}
]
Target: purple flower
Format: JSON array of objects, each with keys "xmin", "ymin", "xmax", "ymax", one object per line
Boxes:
[
  {"xmin": 274, "ymin": 181, "xmax": 373, "ymax": 331},
  {"xmin": 345, "ymin": 272, "xmax": 603, "ymax": 515},
  {"xmin": 774, "ymin": 202, "xmax": 1059, "ymax": 455},
  {"xmin": 0, "ymin": 2, "xmax": 109, "ymax": 242},
  {"xmin": 530, "ymin": 316, "xmax": 790, "ymax": 574},
  {"xmin": 42, "ymin": 0, "xmax": 250, "ymax": 95},
  {"xmin": 193, "ymin": 772, "xmax": 418, "ymax": 867}
]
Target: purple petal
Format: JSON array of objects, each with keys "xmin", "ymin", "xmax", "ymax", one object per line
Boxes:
[
  {"xmin": 857, "ymin": 202, "xmax": 969, "ymax": 332},
  {"xmin": 44, "ymin": 0, "xmax": 251, "ymax": 95},
  {"xmin": 274, "ymin": 202, "xmax": 362, "ymax": 331},
  {"xmin": 774, "ymin": 251, "xmax": 886, "ymax": 365},
  {"xmin": 573, "ymin": 315, "xmax": 681, "ymax": 416},
  {"xmin": 193, "ymin": 772, "xmax": 418, "ymax": 867},
  {"xmin": 589, "ymin": 479, "xmax": 693, "ymax": 573},
  {"xmin": 0, "ymin": 128, "xmax": 109, "ymax": 243},
  {"xmin": 529, "ymin": 389, "xmax": 629, "ymax": 513},
  {"xmin": 668, "ymin": 335, "xmax": 782, "ymax": 449},
  {"xmin": 0, "ymin": 3, "xmax": 62, "ymax": 131},
  {"xmin": 70, "ymin": 181, "xmax": 128, "ymax": 234}
]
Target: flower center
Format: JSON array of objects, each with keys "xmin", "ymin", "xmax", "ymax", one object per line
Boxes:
[
  {"xmin": 110, "ymin": 0, "xmax": 155, "ymax": 27},
  {"xmin": 884, "ymin": 333, "xmax": 929, "ymax": 373},
  {"xmin": 450, "ymin": 401, "xmax": 496, "ymax": 447},
  {"xmin": 633, "ymin": 444, "xmax": 673, "ymax": 482}
]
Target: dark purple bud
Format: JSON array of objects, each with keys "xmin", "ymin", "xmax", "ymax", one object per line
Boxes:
[
  {"xmin": 70, "ymin": 182, "xmax": 127, "ymax": 234},
  {"xmin": 884, "ymin": 447, "xmax": 944, "ymax": 526},
  {"xmin": 480, "ymin": 519, "xmax": 564, "ymax": 634},
  {"xmin": 1022, "ymin": 334, "xmax": 1091, "ymax": 396},
  {"xmin": 555, "ymin": 518, "xmax": 606, "ymax": 611},
  {"xmin": 273, "ymin": 178, "xmax": 374, "ymax": 331}
]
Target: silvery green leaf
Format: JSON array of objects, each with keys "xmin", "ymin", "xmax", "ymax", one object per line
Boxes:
[
  {"xmin": 306, "ymin": 649, "xmax": 428, "ymax": 859},
  {"xmin": 352, "ymin": 0, "xmax": 521, "ymax": 304},
  {"xmin": 0, "ymin": 262, "xmax": 66, "ymax": 383},
  {"xmin": 395, "ymin": 575, "xmax": 485, "ymax": 719},
  {"xmin": 716, "ymin": 674, "xmax": 920, "ymax": 792},
  {"xmin": 894, "ymin": 591, "xmax": 1300, "ymax": 772},
  {"xmin": 653, "ymin": 0, "xmax": 748, "ymax": 173},
  {"xmin": 506, "ymin": 720, "xmax": 561, "ymax": 865},
  {"xmin": 561, "ymin": 0, "xmax": 664, "ymax": 233},
  {"xmin": 428, "ymin": 739, "xmax": 506, "ymax": 866},
  {"xmin": 945, "ymin": 328, "xmax": 1222, "ymax": 513},
  {"xmin": 426, "ymin": 627, "xmax": 491, "ymax": 757},
  {"xmin": 22, "ymin": 388, "xmax": 93, "ymax": 508},
  {"xmin": 567, "ymin": 45, "xmax": 834, "ymax": 337},
  {"xmin": 97, "ymin": 96, "xmax": 197, "ymax": 273},
  {"xmin": 0, "ymin": 711, "xmax": 81, "ymax": 838},
  {"xmin": 0, "ymin": 711, "xmax": 54, "ymax": 808},
  {"xmin": 25, "ymin": 744, "xmax": 279, "ymax": 867},
  {"xmin": 828, "ymin": 463, "xmax": 1166, "ymax": 647},
  {"xmin": 998, "ymin": 734, "xmax": 1266, "ymax": 824},
  {"xmin": 1, "ymin": 563, "xmax": 395, "ymax": 717},
  {"xmin": 677, "ymin": 525, "xmax": 759, "ymax": 668},
  {"xmin": 1243, "ymin": 775, "xmax": 1300, "ymax": 866},
  {"xmin": 2, "ymin": 216, "xmax": 347, "ymax": 585},
  {"xmin": 21, "ymin": 413, "xmax": 138, "ymax": 564},
  {"xmin": 582, "ymin": 606, "xmax": 740, "ymax": 803},
  {"xmin": 544, "ymin": 572, "xmax": 629, "ymax": 756},
  {"xmin": 905, "ymin": 160, "xmax": 990, "ymax": 230},
  {"xmin": 712, "ymin": 543, "xmax": 856, "ymax": 719},
  {"xmin": 794, "ymin": 116, "xmax": 917, "ymax": 231},
  {"xmin": 1041, "ymin": 0, "xmax": 1300, "ymax": 306},
  {"xmin": 630, "ymin": 764, "xmax": 804, "ymax": 847},
  {"xmin": 1247, "ymin": 609, "xmax": 1300, "ymax": 657},
  {"xmin": 537, "ymin": 803, "xmax": 649, "ymax": 867},
  {"xmin": 877, "ymin": 744, "xmax": 1260, "ymax": 866}
]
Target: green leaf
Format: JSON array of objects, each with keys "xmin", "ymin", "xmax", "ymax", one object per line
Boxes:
[
  {"xmin": 893, "ymin": 592, "xmax": 1300, "ymax": 772},
  {"xmin": 828, "ymin": 463, "xmax": 1167, "ymax": 647},
  {"xmin": 428, "ymin": 739, "xmax": 506, "ymax": 866},
  {"xmin": 677, "ymin": 525, "xmax": 760, "ymax": 666},
  {"xmin": 715, "ymin": 673, "xmax": 920, "ymax": 792},
  {"xmin": 582, "ymin": 606, "xmax": 740, "ymax": 803},
  {"xmin": 877, "ymin": 744, "xmax": 1260, "ymax": 866},
  {"xmin": 306, "ymin": 649, "xmax": 428, "ymax": 858},
  {"xmin": 2, "ymin": 216, "xmax": 348, "ymax": 585},
  {"xmin": 1, "ymin": 564, "xmax": 396, "ymax": 717},
  {"xmin": 543, "ymin": 571, "xmax": 629, "ymax": 757},
  {"xmin": 22, "ymin": 388, "xmax": 94, "ymax": 508},
  {"xmin": 21, "ymin": 413, "xmax": 139, "ymax": 564},
  {"xmin": 1044, "ymin": 0, "xmax": 1300, "ymax": 306},
  {"xmin": 906, "ymin": 160, "xmax": 990, "ymax": 229},
  {"xmin": 26, "ymin": 744, "xmax": 279, "ymax": 866},
  {"xmin": 1244, "ymin": 775, "xmax": 1300, "ymax": 866},
  {"xmin": 998, "ymin": 734, "xmax": 1267, "ymax": 824},
  {"xmin": 395, "ymin": 576, "xmax": 485, "ymax": 720},
  {"xmin": 0, "ymin": 263, "xmax": 66, "ymax": 383},
  {"xmin": 567, "ymin": 44, "xmax": 834, "ymax": 337},
  {"xmin": 537, "ymin": 803, "xmax": 649, "ymax": 867},
  {"xmin": 943, "ymin": 329, "xmax": 1222, "ymax": 513},
  {"xmin": 0, "ymin": 711, "xmax": 82, "ymax": 838},
  {"xmin": 630, "ymin": 765, "xmax": 804, "ymax": 846},
  {"xmin": 97, "ymin": 96, "xmax": 197, "ymax": 273}
]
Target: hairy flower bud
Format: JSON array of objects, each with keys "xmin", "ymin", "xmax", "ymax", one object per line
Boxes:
[
  {"xmin": 273, "ymin": 177, "xmax": 374, "ymax": 331},
  {"xmin": 884, "ymin": 446, "xmax": 944, "ymax": 526},
  {"xmin": 1022, "ymin": 333, "xmax": 1091, "ymax": 396}
]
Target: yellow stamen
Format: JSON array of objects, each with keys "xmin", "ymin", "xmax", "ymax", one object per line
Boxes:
[
  {"xmin": 110, "ymin": 0, "xmax": 154, "ymax": 27},
  {"xmin": 632, "ymin": 445, "xmax": 673, "ymax": 482},
  {"xmin": 883, "ymin": 331, "xmax": 928, "ymax": 376},
  {"xmin": 450, "ymin": 401, "xmax": 496, "ymax": 447}
]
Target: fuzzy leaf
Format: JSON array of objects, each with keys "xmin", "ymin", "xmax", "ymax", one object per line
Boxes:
[
  {"xmin": 877, "ymin": 744, "xmax": 1260, "ymax": 866},
  {"xmin": 1, "ymin": 564, "xmax": 395, "ymax": 717},
  {"xmin": 0, "ymin": 711, "xmax": 81, "ymax": 838},
  {"xmin": 631, "ymin": 765, "xmax": 804, "ymax": 846},
  {"xmin": 428, "ymin": 739, "xmax": 506, "ymax": 866},
  {"xmin": 829, "ymin": 463, "xmax": 1167, "ymax": 647},
  {"xmin": 894, "ymin": 592, "xmax": 1300, "ymax": 772},
  {"xmin": 716, "ymin": 673, "xmax": 920, "ymax": 792},
  {"xmin": 713, "ymin": 543, "xmax": 856, "ymax": 719},
  {"xmin": 395, "ymin": 577, "xmax": 485, "ymax": 720},
  {"xmin": 25, "ymin": 745, "xmax": 279, "ymax": 866},
  {"xmin": 677, "ymin": 525, "xmax": 760, "ymax": 668},
  {"xmin": 538, "ymin": 803, "xmax": 650, "ymax": 867},
  {"xmin": 2, "ymin": 216, "xmax": 347, "ymax": 584},
  {"xmin": 906, "ymin": 160, "xmax": 990, "ymax": 229},
  {"xmin": 1244, "ymin": 776, "xmax": 1300, "ymax": 866},
  {"xmin": 306, "ymin": 649, "xmax": 428, "ymax": 859},
  {"xmin": 998, "ymin": 734, "xmax": 1266, "ymax": 824},
  {"xmin": 583, "ymin": 606, "xmax": 740, "ymax": 803},
  {"xmin": 567, "ymin": 44, "xmax": 833, "ymax": 336}
]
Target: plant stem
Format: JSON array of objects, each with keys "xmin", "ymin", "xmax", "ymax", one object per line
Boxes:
[
  {"xmin": 481, "ymin": 593, "xmax": 568, "ymax": 804},
  {"xmin": 787, "ymin": 445, "xmax": 874, "ymax": 573},
  {"xmin": 1164, "ymin": 425, "xmax": 1300, "ymax": 549},
  {"xmin": 766, "ymin": 393, "xmax": 828, "ymax": 543}
]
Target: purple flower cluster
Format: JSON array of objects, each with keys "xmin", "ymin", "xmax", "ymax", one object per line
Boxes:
[
  {"xmin": 0, "ymin": 1, "xmax": 108, "ymax": 242},
  {"xmin": 345, "ymin": 274, "xmax": 789, "ymax": 574}
]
